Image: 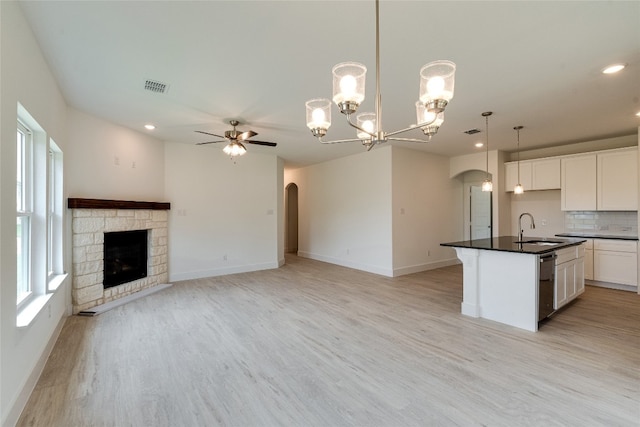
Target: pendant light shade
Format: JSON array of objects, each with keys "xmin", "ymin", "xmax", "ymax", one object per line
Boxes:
[
  {"xmin": 514, "ymin": 125, "xmax": 524, "ymax": 194},
  {"xmin": 481, "ymin": 111, "xmax": 493, "ymax": 192}
]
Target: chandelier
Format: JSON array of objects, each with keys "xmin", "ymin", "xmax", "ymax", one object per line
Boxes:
[{"xmin": 305, "ymin": 0, "xmax": 456, "ymax": 149}]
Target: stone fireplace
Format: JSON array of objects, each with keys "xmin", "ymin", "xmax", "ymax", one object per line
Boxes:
[{"xmin": 68, "ymin": 198, "xmax": 170, "ymax": 314}]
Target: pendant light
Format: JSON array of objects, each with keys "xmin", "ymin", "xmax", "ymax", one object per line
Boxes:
[
  {"xmin": 481, "ymin": 112, "xmax": 493, "ymax": 192},
  {"xmin": 513, "ymin": 126, "xmax": 524, "ymax": 194}
]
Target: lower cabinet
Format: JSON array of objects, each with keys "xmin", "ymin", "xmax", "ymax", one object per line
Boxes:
[
  {"xmin": 555, "ymin": 245, "xmax": 586, "ymax": 309},
  {"xmin": 584, "ymin": 239, "xmax": 594, "ymax": 280},
  {"xmin": 594, "ymin": 239, "xmax": 638, "ymax": 286}
]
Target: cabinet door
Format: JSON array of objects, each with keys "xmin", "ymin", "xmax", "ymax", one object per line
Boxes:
[
  {"xmin": 597, "ymin": 149, "xmax": 638, "ymax": 210},
  {"xmin": 584, "ymin": 248, "xmax": 594, "ymax": 280},
  {"xmin": 594, "ymin": 250, "xmax": 638, "ymax": 286},
  {"xmin": 561, "ymin": 155, "xmax": 597, "ymax": 211},
  {"xmin": 573, "ymin": 258, "xmax": 585, "ymax": 297},
  {"xmin": 555, "ymin": 263, "xmax": 568, "ymax": 309},
  {"xmin": 532, "ymin": 158, "xmax": 561, "ymax": 190},
  {"xmin": 505, "ymin": 161, "xmax": 532, "ymax": 192}
]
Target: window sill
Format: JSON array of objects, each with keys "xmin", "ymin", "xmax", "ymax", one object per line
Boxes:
[
  {"xmin": 48, "ymin": 273, "xmax": 68, "ymax": 292},
  {"xmin": 17, "ymin": 273, "xmax": 67, "ymax": 328}
]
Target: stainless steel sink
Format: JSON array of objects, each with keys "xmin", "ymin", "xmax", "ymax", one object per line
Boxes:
[{"xmin": 514, "ymin": 240, "xmax": 561, "ymax": 246}]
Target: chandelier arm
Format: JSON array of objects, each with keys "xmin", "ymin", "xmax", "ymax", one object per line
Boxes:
[
  {"xmin": 317, "ymin": 137, "xmax": 363, "ymax": 145},
  {"xmin": 388, "ymin": 137, "xmax": 432, "ymax": 143},
  {"xmin": 385, "ymin": 117, "xmax": 438, "ymax": 138}
]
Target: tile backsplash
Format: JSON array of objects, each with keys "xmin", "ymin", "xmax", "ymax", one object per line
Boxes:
[{"xmin": 565, "ymin": 211, "xmax": 638, "ymax": 234}]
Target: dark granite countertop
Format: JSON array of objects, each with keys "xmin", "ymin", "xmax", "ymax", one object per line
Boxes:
[
  {"xmin": 441, "ymin": 236, "xmax": 586, "ymax": 255},
  {"xmin": 555, "ymin": 232, "xmax": 638, "ymax": 241}
]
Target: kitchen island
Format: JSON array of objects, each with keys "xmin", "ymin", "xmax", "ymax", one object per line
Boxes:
[{"xmin": 441, "ymin": 236, "xmax": 586, "ymax": 332}]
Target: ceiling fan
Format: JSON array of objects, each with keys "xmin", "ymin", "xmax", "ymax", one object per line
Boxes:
[{"xmin": 195, "ymin": 120, "xmax": 277, "ymax": 157}]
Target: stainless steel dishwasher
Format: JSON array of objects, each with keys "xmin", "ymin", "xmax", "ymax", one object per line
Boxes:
[{"xmin": 538, "ymin": 252, "xmax": 556, "ymax": 321}]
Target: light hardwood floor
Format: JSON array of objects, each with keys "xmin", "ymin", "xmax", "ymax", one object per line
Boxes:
[{"xmin": 18, "ymin": 255, "xmax": 640, "ymax": 426}]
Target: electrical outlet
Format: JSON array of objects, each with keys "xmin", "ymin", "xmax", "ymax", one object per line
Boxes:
[
  {"xmin": 223, "ymin": 254, "xmax": 227, "ymax": 261},
  {"xmin": 427, "ymin": 250, "xmax": 431, "ymax": 257},
  {"xmin": 114, "ymin": 156, "xmax": 120, "ymax": 166}
]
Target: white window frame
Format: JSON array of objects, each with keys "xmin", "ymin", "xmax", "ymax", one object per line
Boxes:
[
  {"xmin": 17, "ymin": 120, "xmax": 33, "ymax": 308},
  {"xmin": 47, "ymin": 139, "xmax": 65, "ymax": 291}
]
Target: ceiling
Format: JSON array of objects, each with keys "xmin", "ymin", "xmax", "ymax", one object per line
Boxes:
[{"xmin": 18, "ymin": 1, "xmax": 640, "ymax": 168}]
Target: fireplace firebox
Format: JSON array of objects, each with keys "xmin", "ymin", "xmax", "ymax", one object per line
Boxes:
[{"xmin": 104, "ymin": 229, "xmax": 148, "ymax": 289}]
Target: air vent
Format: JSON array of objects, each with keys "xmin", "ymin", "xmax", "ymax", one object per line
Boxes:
[
  {"xmin": 463, "ymin": 128, "xmax": 481, "ymax": 135},
  {"xmin": 144, "ymin": 79, "xmax": 169, "ymax": 94}
]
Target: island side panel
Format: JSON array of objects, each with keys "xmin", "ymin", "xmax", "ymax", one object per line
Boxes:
[
  {"xmin": 454, "ymin": 248, "xmax": 481, "ymax": 317},
  {"xmin": 478, "ymin": 250, "xmax": 539, "ymax": 331}
]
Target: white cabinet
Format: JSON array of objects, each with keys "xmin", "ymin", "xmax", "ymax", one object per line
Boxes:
[
  {"xmin": 532, "ymin": 158, "xmax": 561, "ymax": 190},
  {"xmin": 555, "ymin": 245, "xmax": 586, "ymax": 309},
  {"xmin": 561, "ymin": 147, "xmax": 638, "ymax": 211},
  {"xmin": 597, "ymin": 149, "xmax": 638, "ymax": 211},
  {"xmin": 593, "ymin": 239, "xmax": 638, "ymax": 286},
  {"xmin": 505, "ymin": 158, "xmax": 560, "ymax": 192},
  {"xmin": 561, "ymin": 154, "xmax": 597, "ymax": 210}
]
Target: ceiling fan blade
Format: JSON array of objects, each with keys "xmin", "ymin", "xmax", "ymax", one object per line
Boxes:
[
  {"xmin": 238, "ymin": 130, "xmax": 258, "ymax": 140},
  {"xmin": 246, "ymin": 140, "xmax": 277, "ymax": 147},
  {"xmin": 196, "ymin": 140, "xmax": 226, "ymax": 145},
  {"xmin": 195, "ymin": 130, "xmax": 226, "ymax": 139}
]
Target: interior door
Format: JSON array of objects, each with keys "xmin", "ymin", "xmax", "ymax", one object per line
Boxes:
[{"xmin": 470, "ymin": 185, "xmax": 491, "ymax": 239}]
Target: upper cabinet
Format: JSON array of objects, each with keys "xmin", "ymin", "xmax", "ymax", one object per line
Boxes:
[
  {"xmin": 597, "ymin": 149, "xmax": 638, "ymax": 211},
  {"xmin": 561, "ymin": 154, "xmax": 597, "ymax": 210},
  {"xmin": 560, "ymin": 147, "xmax": 637, "ymax": 211},
  {"xmin": 505, "ymin": 158, "xmax": 560, "ymax": 192}
]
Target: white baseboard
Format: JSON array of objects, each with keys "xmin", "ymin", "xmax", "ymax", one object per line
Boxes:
[
  {"xmin": 297, "ymin": 251, "xmax": 394, "ymax": 276},
  {"xmin": 169, "ymin": 261, "xmax": 280, "ymax": 282},
  {"xmin": 392, "ymin": 258, "xmax": 461, "ymax": 277}
]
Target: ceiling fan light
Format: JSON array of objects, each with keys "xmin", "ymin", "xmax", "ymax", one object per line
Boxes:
[{"xmin": 223, "ymin": 142, "xmax": 246, "ymax": 157}]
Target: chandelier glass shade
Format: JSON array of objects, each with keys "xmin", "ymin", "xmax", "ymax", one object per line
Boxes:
[{"xmin": 305, "ymin": 0, "xmax": 456, "ymax": 149}]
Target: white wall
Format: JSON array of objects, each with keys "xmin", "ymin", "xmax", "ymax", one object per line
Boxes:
[
  {"xmin": 165, "ymin": 143, "xmax": 283, "ymax": 281},
  {"xmin": 66, "ymin": 107, "xmax": 165, "ymax": 201},
  {"xmin": 509, "ymin": 190, "xmax": 565, "ymax": 238},
  {"xmin": 0, "ymin": 2, "xmax": 70, "ymax": 425},
  {"xmin": 391, "ymin": 147, "xmax": 460, "ymax": 275},
  {"xmin": 289, "ymin": 146, "xmax": 393, "ymax": 276}
]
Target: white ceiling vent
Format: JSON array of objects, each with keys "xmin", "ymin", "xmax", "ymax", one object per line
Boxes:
[{"xmin": 144, "ymin": 79, "xmax": 169, "ymax": 94}]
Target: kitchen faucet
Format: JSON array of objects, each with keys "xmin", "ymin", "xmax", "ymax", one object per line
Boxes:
[{"xmin": 519, "ymin": 212, "xmax": 536, "ymax": 242}]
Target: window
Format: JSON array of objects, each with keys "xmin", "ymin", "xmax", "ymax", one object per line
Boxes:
[
  {"xmin": 17, "ymin": 121, "xmax": 33, "ymax": 306},
  {"xmin": 16, "ymin": 104, "xmax": 66, "ymax": 325}
]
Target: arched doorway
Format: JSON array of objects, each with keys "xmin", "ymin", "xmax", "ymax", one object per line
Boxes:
[
  {"xmin": 285, "ymin": 183, "xmax": 299, "ymax": 254},
  {"xmin": 460, "ymin": 170, "xmax": 492, "ymax": 240}
]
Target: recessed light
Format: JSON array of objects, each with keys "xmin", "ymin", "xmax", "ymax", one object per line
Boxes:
[
  {"xmin": 475, "ymin": 142, "xmax": 484, "ymax": 148},
  {"xmin": 144, "ymin": 124, "xmax": 156, "ymax": 130},
  {"xmin": 602, "ymin": 63, "xmax": 626, "ymax": 74},
  {"xmin": 636, "ymin": 112, "xmax": 640, "ymax": 117}
]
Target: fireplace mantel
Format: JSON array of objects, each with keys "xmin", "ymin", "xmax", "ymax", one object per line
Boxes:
[{"xmin": 68, "ymin": 198, "xmax": 170, "ymax": 210}]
